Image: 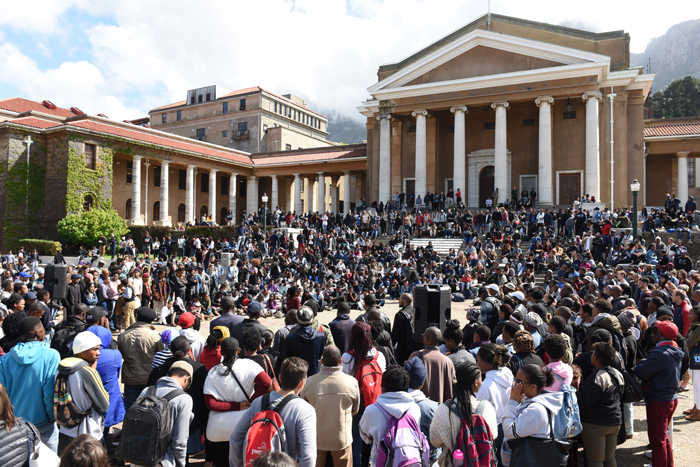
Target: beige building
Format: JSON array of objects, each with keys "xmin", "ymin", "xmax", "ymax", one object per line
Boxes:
[
  {"xmin": 358, "ymin": 14, "xmax": 655, "ymax": 209},
  {"xmin": 149, "ymin": 85, "xmax": 335, "ymax": 154}
]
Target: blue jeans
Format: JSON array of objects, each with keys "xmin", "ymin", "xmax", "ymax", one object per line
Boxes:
[
  {"xmin": 679, "ymin": 229, "xmax": 692, "ymax": 242},
  {"xmin": 36, "ymin": 422, "xmax": 58, "ymax": 453},
  {"xmin": 110, "ymin": 244, "xmax": 116, "ymax": 259},
  {"xmin": 124, "ymin": 384, "xmax": 147, "ymax": 411}
]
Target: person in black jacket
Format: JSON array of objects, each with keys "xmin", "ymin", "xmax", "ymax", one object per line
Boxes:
[
  {"xmin": 391, "ymin": 293, "xmax": 422, "ymax": 365},
  {"xmin": 0, "ymin": 383, "xmax": 41, "ymax": 466},
  {"xmin": 329, "ymin": 301, "xmax": 355, "ymax": 354}
]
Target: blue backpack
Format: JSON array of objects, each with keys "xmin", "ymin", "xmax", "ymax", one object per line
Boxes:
[{"xmin": 552, "ymin": 377, "xmax": 582, "ymax": 439}]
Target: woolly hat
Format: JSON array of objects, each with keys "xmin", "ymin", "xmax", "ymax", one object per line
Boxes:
[
  {"xmin": 72, "ymin": 331, "xmax": 102, "ymax": 355},
  {"xmin": 404, "ymin": 356, "xmax": 427, "ymax": 389}
]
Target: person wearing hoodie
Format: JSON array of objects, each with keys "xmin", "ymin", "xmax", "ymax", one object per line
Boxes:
[
  {"xmin": 500, "ymin": 364, "xmax": 564, "ymax": 467},
  {"xmin": 542, "ymin": 334, "xmax": 573, "ymax": 391},
  {"xmin": 576, "ymin": 342, "xmax": 623, "ymax": 467},
  {"xmin": 179, "ymin": 312, "xmax": 206, "ymax": 362},
  {"xmin": 283, "ymin": 306, "xmax": 326, "ymax": 376},
  {"xmin": 233, "ymin": 301, "xmax": 271, "ymax": 344},
  {"xmin": 634, "ymin": 321, "xmax": 685, "ymax": 467},
  {"xmin": 329, "ymin": 301, "xmax": 356, "ymax": 354},
  {"xmin": 404, "ymin": 356, "xmax": 441, "ymax": 466},
  {"xmin": 139, "ymin": 360, "xmax": 194, "ymax": 467},
  {"xmin": 56, "ymin": 331, "xmax": 110, "ymax": 456},
  {"xmin": 359, "ymin": 365, "xmax": 422, "ymax": 467},
  {"xmin": 0, "ymin": 316, "xmax": 60, "ymax": 452},
  {"xmin": 87, "ymin": 325, "xmax": 124, "ymax": 462}
]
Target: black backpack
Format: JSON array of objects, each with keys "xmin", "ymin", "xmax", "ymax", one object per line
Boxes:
[
  {"xmin": 51, "ymin": 322, "xmax": 87, "ymax": 359},
  {"xmin": 118, "ymin": 386, "xmax": 187, "ymax": 466}
]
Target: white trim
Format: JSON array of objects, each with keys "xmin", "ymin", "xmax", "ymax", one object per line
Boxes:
[
  {"xmin": 467, "ymin": 149, "xmax": 511, "ymax": 207},
  {"xmin": 555, "ymin": 170, "xmax": 584, "ymax": 205},
  {"xmin": 519, "ymin": 174, "xmax": 538, "ymax": 196}
]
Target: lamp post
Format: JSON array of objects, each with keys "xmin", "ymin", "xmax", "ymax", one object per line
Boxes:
[
  {"xmin": 630, "ymin": 179, "xmax": 640, "ymax": 240},
  {"xmin": 23, "ymin": 136, "xmax": 33, "ymax": 221},
  {"xmin": 261, "ymin": 192, "xmax": 268, "ymax": 257}
]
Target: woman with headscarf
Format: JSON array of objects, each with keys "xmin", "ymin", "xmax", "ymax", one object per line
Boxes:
[
  {"xmin": 523, "ymin": 311, "xmax": 548, "ymax": 348},
  {"xmin": 506, "ymin": 330, "xmax": 544, "ymax": 377}
]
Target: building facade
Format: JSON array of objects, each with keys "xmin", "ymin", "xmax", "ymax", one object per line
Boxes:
[
  {"xmin": 357, "ymin": 14, "xmax": 655, "ymax": 209},
  {"xmin": 149, "ymin": 85, "xmax": 334, "ymax": 154}
]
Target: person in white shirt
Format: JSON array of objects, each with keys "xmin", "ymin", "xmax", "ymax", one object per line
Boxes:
[{"xmin": 128, "ymin": 270, "xmax": 143, "ymax": 307}]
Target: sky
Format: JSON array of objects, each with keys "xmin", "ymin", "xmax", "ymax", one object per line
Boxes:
[{"xmin": 0, "ymin": 0, "xmax": 697, "ymax": 122}]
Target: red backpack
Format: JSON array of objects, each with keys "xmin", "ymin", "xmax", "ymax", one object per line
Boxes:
[
  {"xmin": 452, "ymin": 401, "xmax": 497, "ymax": 467},
  {"xmin": 243, "ymin": 393, "xmax": 298, "ymax": 467},
  {"xmin": 351, "ymin": 351, "xmax": 383, "ymax": 409}
]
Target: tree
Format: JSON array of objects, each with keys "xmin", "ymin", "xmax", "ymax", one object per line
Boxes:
[
  {"xmin": 651, "ymin": 75, "xmax": 700, "ymax": 119},
  {"xmin": 57, "ymin": 209, "xmax": 129, "ymax": 248}
]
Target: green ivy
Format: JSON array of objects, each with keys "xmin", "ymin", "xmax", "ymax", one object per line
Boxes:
[{"xmin": 66, "ymin": 145, "xmax": 113, "ymax": 214}]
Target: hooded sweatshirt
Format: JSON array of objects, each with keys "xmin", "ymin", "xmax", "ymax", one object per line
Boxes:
[
  {"xmin": 408, "ymin": 388, "xmax": 441, "ymax": 463},
  {"xmin": 283, "ymin": 326, "xmax": 325, "ymax": 376},
  {"xmin": 501, "ymin": 392, "xmax": 564, "ymax": 466},
  {"xmin": 0, "ymin": 340, "xmax": 60, "ymax": 427},
  {"xmin": 543, "ymin": 361, "xmax": 573, "ymax": 392},
  {"xmin": 359, "ymin": 391, "xmax": 422, "ymax": 467},
  {"xmin": 634, "ymin": 341, "xmax": 685, "ymax": 402},
  {"xmin": 88, "ymin": 325, "xmax": 125, "ymax": 428},
  {"xmin": 179, "ymin": 327, "xmax": 206, "ymax": 362},
  {"xmin": 56, "ymin": 357, "xmax": 110, "ymax": 440},
  {"xmin": 476, "ymin": 367, "xmax": 513, "ymax": 423}
]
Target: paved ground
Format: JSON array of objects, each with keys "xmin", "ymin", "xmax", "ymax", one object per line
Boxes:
[{"xmin": 143, "ymin": 298, "xmax": 698, "ymax": 467}]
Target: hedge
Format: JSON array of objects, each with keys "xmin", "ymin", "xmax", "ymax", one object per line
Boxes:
[
  {"xmin": 128, "ymin": 226, "xmax": 178, "ymax": 250},
  {"xmin": 19, "ymin": 239, "xmax": 62, "ymax": 255},
  {"xmin": 184, "ymin": 225, "xmax": 238, "ymax": 241}
]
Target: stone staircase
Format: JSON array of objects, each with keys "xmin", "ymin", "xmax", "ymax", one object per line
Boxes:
[{"xmin": 409, "ymin": 237, "xmax": 466, "ymax": 258}]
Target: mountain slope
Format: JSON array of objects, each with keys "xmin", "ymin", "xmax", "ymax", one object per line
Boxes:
[{"xmin": 325, "ymin": 111, "xmax": 366, "ymax": 144}]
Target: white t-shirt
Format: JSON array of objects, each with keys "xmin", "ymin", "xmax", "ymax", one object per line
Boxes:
[{"xmin": 341, "ymin": 347, "xmax": 386, "ymax": 376}]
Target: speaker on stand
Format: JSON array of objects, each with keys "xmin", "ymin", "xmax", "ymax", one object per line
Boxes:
[
  {"xmin": 413, "ymin": 284, "xmax": 451, "ymax": 338},
  {"xmin": 44, "ymin": 264, "xmax": 68, "ymax": 300}
]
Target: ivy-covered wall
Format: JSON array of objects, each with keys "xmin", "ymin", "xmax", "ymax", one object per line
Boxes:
[{"xmin": 66, "ymin": 136, "xmax": 114, "ymax": 214}]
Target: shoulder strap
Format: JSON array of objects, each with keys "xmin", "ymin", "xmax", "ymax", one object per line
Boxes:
[
  {"xmin": 274, "ymin": 394, "xmax": 299, "ymax": 414},
  {"xmin": 231, "ymin": 369, "xmax": 251, "ymax": 401},
  {"xmin": 162, "ymin": 389, "xmax": 187, "ymax": 402},
  {"xmin": 262, "ymin": 354, "xmax": 277, "ymax": 379}
]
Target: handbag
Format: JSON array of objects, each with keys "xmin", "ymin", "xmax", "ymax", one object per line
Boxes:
[
  {"xmin": 690, "ymin": 344, "xmax": 700, "ymax": 370},
  {"xmin": 507, "ymin": 408, "xmax": 571, "ymax": 467}
]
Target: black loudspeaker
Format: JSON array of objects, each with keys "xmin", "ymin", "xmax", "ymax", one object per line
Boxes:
[
  {"xmin": 220, "ymin": 252, "xmax": 234, "ymax": 269},
  {"xmin": 44, "ymin": 264, "xmax": 68, "ymax": 300},
  {"xmin": 413, "ymin": 284, "xmax": 451, "ymax": 337}
]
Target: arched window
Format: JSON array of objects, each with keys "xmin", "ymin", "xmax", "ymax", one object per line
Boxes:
[
  {"xmin": 83, "ymin": 195, "xmax": 93, "ymax": 212},
  {"xmin": 220, "ymin": 207, "xmax": 228, "ymax": 226},
  {"xmin": 200, "ymin": 205, "xmax": 208, "ymax": 220},
  {"xmin": 177, "ymin": 203, "xmax": 185, "ymax": 223},
  {"xmin": 153, "ymin": 201, "xmax": 160, "ymax": 222},
  {"xmin": 125, "ymin": 198, "xmax": 132, "ymax": 219}
]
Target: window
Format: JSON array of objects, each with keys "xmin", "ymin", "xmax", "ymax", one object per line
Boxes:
[
  {"xmin": 201, "ymin": 173, "xmax": 209, "ymax": 193},
  {"xmin": 240, "ymin": 99, "xmax": 246, "ymax": 110},
  {"xmin": 178, "ymin": 169, "xmax": 186, "ymax": 190},
  {"xmin": 206, "ymin": 93, "xmax": 211, "ymax": 101},
  {"xmin": 223, "ymin": 102, "xmax": 228, "ymax": 114},
  {"xmin": 448, "ymin": 125, "xmax": 455, "ymax": 134},
  {"xmin": 286, "ymin": 144, "xmax": 292, "ymax": 151},
  {"xmin": 222, "ymin": 130, "xmax": 228, "ymax": 138},
  {"xmin": 196, "ymin": 128, "xmax": 205, "ymax": 140},
  {"xmin": 178, "ymin": 203, "xmax": 185, "ymax": 223},
  {"xmin": 125, "ymin": 199, "xmax": 132, "ymax": 219},
  {"xmin": 162, "ymin": 113, "xmax": 167, "ymax": 123},
  {"xmin": 274, "ymin": 102, "xmax": 278, "ymax": 113},
  {"xmin": 240, "ymin": 178, "xmax": 247, "ymax": 198},
  {"xmin": 177, "ymin": 110, "xmax": 182, "ymax": 121},
  {"xmin": 523, "ymin": 118, "xmax": 535, "ymax": 127},
  {"xmin": 153, "ymin": 201, "xmax": 160, "ymax": 222},
  {"xmin": 200, "ymin": 205, "xmax": 208, "ymax": 219},
  {"xmin": 563, "ymin": 110, "xmax": 577, "ymax": 120},
  {"xmin": 198, "ymin": 95, "xmax": 203, "ymax": 103},
  {"xmin": 689, "ymin": 161, "xmax": 695, "ymax": 187},
  {"xmin": 238, "ymin": 122, "xmax": 248, "ymax": 132},
  {"xmin": 221, "ymin": 175, "xmax": 229, "ymax": 195},
  {"xmin": 408, "ymin": 123, "xmax": 416, "ymax": 134},
  {"xmin": 126, "ymin": 161, "xmax": 133, "ymax": 184},
  {"xmin": 84, "ymin": 144, "xmax": 96, "ymax": 170},
  {"xmin": 484, "ymin": 122, "xmax": 496, "ymax": 130},
  {"xmin": 154, "ymin": 166, "xmax": 161, "ymax": 187},
  {"xmin": 83, "ymin": 195, "xmax": 93, "ymax": 212},
  {"xmin": 190, "ymin": 96, "xmax": 196, "ymax": 105}
]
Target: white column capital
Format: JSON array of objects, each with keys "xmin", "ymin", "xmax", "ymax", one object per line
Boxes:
[
  {"xmin": 535, "ymin": 96, "xmax": 554, "ymax": 107},
  {"xmin": 411, "ymin": 109, "xmax": 428, "ymax": 118},
  {"xmin": 582, "ymin": 91, "xmax": 602, "ymax": 101},
  {"xmin": 270, "ymin": 174, "xmax": 278, "ymax": 179},
  {"xmin": 491, "ymin": 101, "xmax": 509, "ymax": 110},
  {"xmin": 143, "ymin": 161, "xmax": 150, "ymax": 168},
  {"xmin": 132, "ymin": 155, "xmax": 143, "ymax": 161},
  {"xmin": 450, "ymin": 105, "xmax": 468, "ymax": 114},
  {"xmin": 161, "ymin": 159, "xmax": 170, "ymax": 167},
  {"xmin": 376, "ymin": 113, "xmax": 392, "ymax": 121},
  {"xmin": 317, "ymin": 171, "xmax": 325, "ymax": 176},
  {"xmin": 210, "ymin": 168, "xmax": 218, "ymax": 174},
  {"xmin": 187, "ymin": 164, "xmax": 196, "ymax": 169},
  {"xmin": 677, "ymin": 151, "xmax": 691, "ymax": 158}
]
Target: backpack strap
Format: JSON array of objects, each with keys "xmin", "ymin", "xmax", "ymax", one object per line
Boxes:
[
  {"xmin": 147, "ymin": 386, "xmax": 157, "ymax": 397},
  {"xmin": 273, "ymin": 394, "xmax": 299, "ymax": 414},
  {"xmin": 260, "ymin": 393, "xmax": 272, "ymax": 411},
  {"xmin": 162, "ymin": 389, "xmax": 188, "ymax": 402},
  {"xmin": 231, "ymin": 369, "xmax": 251, "ymax": 402}
]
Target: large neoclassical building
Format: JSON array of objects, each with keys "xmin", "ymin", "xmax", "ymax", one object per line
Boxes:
[{"xmin": 357, "ymin": 14, "xmax": 655, "ymax": 209}]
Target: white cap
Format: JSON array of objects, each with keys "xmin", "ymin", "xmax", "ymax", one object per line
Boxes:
[
  {"xmin": 72, "ymin": 331, "xmax": 102, "ymax": 355},
  {"xmin": 509, "ymin": 291, "xmax": 525, "ymax": 301},
  {"xmin": 486, "ymin": 284, "xmax": 500, "ymax": 293}
]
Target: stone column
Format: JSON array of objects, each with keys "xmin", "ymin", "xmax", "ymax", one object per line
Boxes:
[
  {"xmin": 377, "ymin": 113, "xmax": 391, "ymax": 205},
  {"xmin": 293, "ymin": 173, "xmax": 302, "ymax": 213},
  {"xmin": 351, "ymin": 175, "xmax": 357, "ymax": 204},
  {"xmin": 491, "ymin": 101, "xmax": 509, "ymax": 203},
  {"xmin": 678, "ymin": 151, "xmax": 690, "ymax": 203},
  {"xmin": 157, "ymin": 160, "xmax": 171, "ymax": 226},
  {"xmin": 344, "ymin": 171, "xmax": 351, "ymax": 215},
  {"xmin": 412, "ymin": 109, "xmax": 428, "ymax": 200},
  {"xmin": 128, "ymin": 155, "xmax": 144, "ymax": 225},
  {"xmin": 270, "ymin": 175, "xmax": 279, "ymax": 209},
  {"xmin": 185, "ymin": 165, "xmax": 195, "ymax": 224},
  {"xmin": 143, "ymin": 160, "xmax": 150, "ymax": 224},
  {"xmin": 582, "ymin": 91, "xmax": 602, "ymax": 199},
  {"xmin": 247, "ymin": 175, "xmax": 257, "ymax": 215},
  {"xmin": 330, "ymin": 176, "xmax": 339, "ymax": 213},
  {"xmin": 229, "ymin": 173, "xmax": 237, "ymax": 225},
  {"xmin": 317, "ymin": 172, "xmax": 326, "ymax": 213},
  {"xmin": 208, "ymin": 169, "xmax": 217, "ymax": 223},
  {"xmin": 450, "ymin": 106, "xmax": 467, "ymax": 201},
  {"xmin": 303, "ymin": 177, "xmax": 311, "ymax": 213},
  {"xmin": 536, "ymin": 96, "xmax": 554, "ymax": 206}
]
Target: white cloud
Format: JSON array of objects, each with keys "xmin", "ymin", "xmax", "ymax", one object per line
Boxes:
[{"xmin": 0, "ymin": 0, "xmax": 698, "ymax": 122}]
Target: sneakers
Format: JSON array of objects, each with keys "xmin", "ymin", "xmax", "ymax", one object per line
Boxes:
[
  {"xmin": 644, "ymin": 451, "xmax": 652, "ymax": 459},
  {"xmin": 274, "ymin": 311, "xmax": 284, "ymax": 318}
]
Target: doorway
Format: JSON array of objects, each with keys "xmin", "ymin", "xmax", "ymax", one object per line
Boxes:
[
  {"xmin": 479, "ymin": 166, "xmax": 494, "ymax": 208},
  {"xmin": 559, "ymin": 173, "xmax": 580, "ymax": 206},
  {"xmin": 404, "ymin": 178, "xmax": 415, "ymax": 207}
]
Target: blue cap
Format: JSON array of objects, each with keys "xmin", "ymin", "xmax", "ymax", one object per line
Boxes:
[
  {"xmin": 19, "ymin": 271, "xmax": 31, "ymax": 278},
  {"xmin": 71, "ymin": 273, "xmax": 81, "ymax": 279}
]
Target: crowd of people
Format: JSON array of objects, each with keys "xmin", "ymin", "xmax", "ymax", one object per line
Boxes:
[{"xmin": 0, "ymin": 191, "xmax": 698, "ymax": 467}]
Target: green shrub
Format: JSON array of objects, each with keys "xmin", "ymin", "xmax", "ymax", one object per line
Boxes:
[
  {"xmin": 184, "ymin": 225, "xmax": 238, "ymax": 240},
  {"xmin": 18, "ymin": 239, "xmax": 63, "ymax": 255},
  {"xmin": 57, "ymin": 209, "xmax": 130, "ymax": 248},
  {"xmin": 128, "ymin": 226, "xmax": 175, "ymax": 249}
]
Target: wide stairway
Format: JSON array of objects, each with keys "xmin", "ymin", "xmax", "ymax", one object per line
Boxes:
[{"xmin": 409, "ymin": 237, "xmax": 466, "ymax": 258}]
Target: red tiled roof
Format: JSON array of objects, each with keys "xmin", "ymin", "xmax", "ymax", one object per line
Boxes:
[
  {"xmin": 644, "ymin": 123, "xmax": 700, "ymax": 137},
  {"xmin": 150, "ymin": 100, "xmax": 187, "ymax": 112},
  {"xmin": 253, "ymin": 146, "xmax": 366, "ymax": 166},
  {"xmin": 222, "ymin": 86, "xmax": 263, "ymax": 98},
  {"xmin": 66, "ymin": 119, "xmax": 252, "ymax": 166},
  {"xmin": 4, "ymin": 116, "xmax": 62, "ymax": 129},
  {"xmin": 0, "ymin": 97, "xmax": 77, "ymax": 118}
]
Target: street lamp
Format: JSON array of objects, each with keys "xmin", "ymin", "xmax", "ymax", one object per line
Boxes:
[
  {"xmin": 23, "ymin": 136, "xmax": 33, "ymax": 222},
  {"xmin": 630, "ymin": 179, "xmax": 640, "ymax": 239},
  {"xmin": 261, "ymin": 193, "xmax": 268, "ymax": 256}
]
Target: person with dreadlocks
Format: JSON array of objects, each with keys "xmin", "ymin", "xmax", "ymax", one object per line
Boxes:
[
  {"xmin": 203, "ymin": 337, "xmax": 270, "ymax": 467},
  {"xmin": 199, "ymin": 326, "xmax": 230, "ymax": 371},
  {"xmin": 429, "ymin": 361, "xmax": 497, "ymax": 467}
]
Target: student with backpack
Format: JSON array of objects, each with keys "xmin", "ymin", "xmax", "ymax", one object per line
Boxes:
[
  {"xmin": 405, "ymin": 357, "xmax": 441, "ymax": 466},
  {"xmin": 229, "ymin": 357, "xmax": 317, "ymax": 467},
  {"xmin": 54, "ymin": 331, "xmax": 110, "ymax": 455},
  {"xmin": 358, "ymin": 365, "xmax": 426, "ymax": 467},
  {"xmin": 542, "ymin": 335, "xmax": 573, "ymax": 391},
  {"xmin": 500, "ymin": 364, "xmax": 566, "ymax": 467},
  {"xmin": 51, "ymin": 303, "xmax": 89, "ymax": 359},
  {"xmin": 429, "ymin": 361, "xmax": 498, "ymax": 467}
]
